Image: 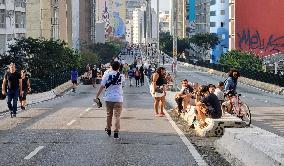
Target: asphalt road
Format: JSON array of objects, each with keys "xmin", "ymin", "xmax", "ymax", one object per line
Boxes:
[
  {"xmin": 162, "ymin": 62, "xmax": 284, "ymax": 137},
  {"xmin": 0, "ymin": 55, "xmax": 199, "ymax": 166}
]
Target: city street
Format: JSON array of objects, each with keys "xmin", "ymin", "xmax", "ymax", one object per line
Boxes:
[{"xmin": 163, "ymin": 62, "xmax": 284, "ymax": 137}]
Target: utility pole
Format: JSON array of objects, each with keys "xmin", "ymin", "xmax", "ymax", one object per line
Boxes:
[
  {"xmin": 145, "ymin": 0, "xmax": 151, "ymax": 59},
  {"xmin": 157, "ymin": 0, "xmax": 160, "ymax": 67},
  {"xmin": 172, "ymin": 0, "xmax": 177, "ymax": 90}
]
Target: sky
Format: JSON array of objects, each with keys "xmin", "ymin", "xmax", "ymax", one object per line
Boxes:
[{"xmin": 151, "ymin": 0, "xmax": 171, "ymax": 11}]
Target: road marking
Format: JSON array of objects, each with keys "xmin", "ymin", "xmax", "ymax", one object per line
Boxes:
[
  {"xmin": 67, "ymin": 119, "xmax": 76, "ymax": 126},
  {"xmin": 164, "ymin": 111, "xmax": 208, "ymax": 166},
  {"xmin": 24, "ymin": 146, "xmax": 45, "ymax": 160}
]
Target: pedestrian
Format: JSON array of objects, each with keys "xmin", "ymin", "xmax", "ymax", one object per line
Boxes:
[
  {"xmin": 71, "ymin": 68, "xmax": 78, "ymax": 92},
  {"xmin": 162, "ymin": 54, "xmax": 165, "ymax": 65},
  {"xmin": 128, "ymin": 67, "xmax": 134, "ymax": 87},
  {"xmin": 95, "ymin": 61, "xmax": 125, "ymax": 139},
  {"xmin": 146, "ymin": 65, "xmax": 152, "ymax": 83},
  {"xmin": 1, "ymin": 63, "xmax": 23, "ymax": 118},
  {"xmin": 139, "ymin": 65, "xmax": 145, "ymax": 86},
  {"xmin": 91, "ymin": 65, "xmax": 98, "ymax": 88},
  {"xmin": 150, "ymin": 67, "xmax": 167, "ymax": 117},
  {"xmin": 19, "ymin": 70, "xmax": 31, "ymax": 110},
  {"xmin": 134, "ymin": 67, "xmax": 140, "ymax": 87}
]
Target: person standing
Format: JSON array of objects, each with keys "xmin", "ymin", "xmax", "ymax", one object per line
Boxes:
[
  {"xmin": 1, "ymin": 63, "xmax": 23, "ymax": 118},
  {"xmin": 134, "ymin": 67, "xmax": 140, "ymax": 87},
  {"xmin": 71, "ymin": 68, "xmax": 78, "ymax": 92},
  {"xmin": 150, "ymin": 67, "xmax": 167, "ymax": 117},
  {"xmin": 91, "ymin": 65, "xmax": 98, "ymax": 88},
  {"xmin": 19, "ymin": 70, "xmax": 31, "ymax": 110},
  {"xmin": 139, "ymin": 65, "xmax": 145, "ymax": 86},
  {"xmin": 95, "ymin": 61, "xmax": 125, "ymax": 139},
  {"xmin": 128, "ymin": 67, "xmax": 134, "ymax": 87}
]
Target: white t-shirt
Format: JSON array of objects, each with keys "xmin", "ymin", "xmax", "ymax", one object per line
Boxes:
[
  {"xmin": 214, "ymin": 88, "xmax": 224, "ymax": 101},
  {"xmin": 101, "ymin": 70, "xmax": 125, "ymax": 102}
]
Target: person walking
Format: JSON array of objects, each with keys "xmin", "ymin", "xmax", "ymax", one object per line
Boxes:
[
  {"xmin": 71, "ymin": 68, "xmax": 78, "ymax": 92},
  {"xmin": 19, "ymin": 70, "xmax": 31, "ymax": 110},
  {"xmin": 91, "ymin": 65, "xmax": 98, "ymax": 88},
  {"xmin": 134, "ymin": 67, "xmax": 140, "ymax": 87},
  {"xmin": 1, "ymin": 63, "xmax": 23, "ymax": 118},
  {"xmin": 95, "ymin": 61, "xmax": 125, "ymax": 139},
  {"xmin": 128, "ymin": 67, "xmax": 134, "ymax": 87},
  {"xmin": 150, "ymin": 67, "xmax": 167, "ymax": 117},
  {"xmin": 139, "ymin": 65, "xmax": 145, "ymax": 86}
]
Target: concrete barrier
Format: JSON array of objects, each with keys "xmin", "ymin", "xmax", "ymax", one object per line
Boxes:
[
  {"xmin": 182, "ymin": 62, "xmax": 284, "ymax": 95},
  {"xmin": 215, "ymin": 127, "xmax": 284, "ymax": 166}
]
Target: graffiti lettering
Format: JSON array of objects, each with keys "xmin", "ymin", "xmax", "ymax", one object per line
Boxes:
[{"xmin": 237, "ymin": 29, "xmax": 284, "ymax": 54}]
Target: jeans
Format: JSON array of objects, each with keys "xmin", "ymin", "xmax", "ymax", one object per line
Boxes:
[{"xmin": 7, "ymin": 89, "xmax": 19, "ymax": 114}]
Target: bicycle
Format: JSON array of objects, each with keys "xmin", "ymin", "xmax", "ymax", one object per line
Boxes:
[{"xmin": 222, "ymin": 92, "xmax": 252, "ymax": 126}]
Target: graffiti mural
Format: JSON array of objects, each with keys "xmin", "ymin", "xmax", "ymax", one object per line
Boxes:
[
  {"xmin": 237, "ymin": 29, "xmax": 284, "ymax": 54},
  {"xmin": 99, "ymin": 0, "xmax": 126, "ymax": 38}
]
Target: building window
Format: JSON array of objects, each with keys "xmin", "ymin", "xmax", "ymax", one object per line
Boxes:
[
  {"xmin": 7, "ymin": 34, "xmax": 14, "ymax": 41},
  {"xmin": 210, "ymin": 0, "xmax": 216, "ymax": 5},
  {"xmin": 221, "ymin": 22, "xmax": 224, "ymax": 27},
  {"xmin": 221, "ymin": 10, "xmax": 225, "ymax": 15},
  {"xmin": 15, "ymin": 0, "xmax": 26, "ymax": 8},
  {"xmin": 210, "ymin": 22, "xmax": 216, "ymax": 27},
  {"xmin": 210, "ymin": 11, "xmax": 216, "ymax": 16},
  {"xmin": 0, "ymin": 9, "xmax": 5, "ymax": 28},
  {"xmin": 0, "ymin": 0, "xmax": 5, "ymax": 5},
  {"xmin": 15, "ymin": 12, "xmax": 26, "ymax": 28}
]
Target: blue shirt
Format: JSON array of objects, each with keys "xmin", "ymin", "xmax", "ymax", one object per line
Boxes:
[
  {"xmin": 224, "ymin": 77, "xmax": 237, "ymax": 92},
  {"xmin": 128, "ymin": 69, "xmax": 134, "ymax": 78},
  {"xmin": 71, "ymin": 70, "xmax": 78, "ymax": 81}
]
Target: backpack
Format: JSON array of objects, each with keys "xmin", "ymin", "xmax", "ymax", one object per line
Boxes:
[{"xmin": 135, "ymin": 70, "xmax": 140, "ymax": 77}]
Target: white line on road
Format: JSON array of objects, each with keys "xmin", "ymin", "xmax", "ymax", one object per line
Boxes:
[
  {"xmin": 24, "ymin": 146, "xmax": 45, "ymax": 160},
  {"xmin": 164, "ymin": 111, "xmax": 208, "ymax": 166},
  {"xmin": 67, "ymin": 119, "xmax": 76, "ymax": 126}
]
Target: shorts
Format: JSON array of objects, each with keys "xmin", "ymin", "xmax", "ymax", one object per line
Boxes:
[
  {"xmin": 207, "ymin": 109, "xmax": 222, "ymax": 119},
  {"xmin": 72, "ymin": 80, "xmax": 77, "ymax": 84},
  {"xmin": 19, "ymin": 91, "xmax": 27, "ymax": 101}
]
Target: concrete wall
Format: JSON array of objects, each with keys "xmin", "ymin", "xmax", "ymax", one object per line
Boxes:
[{"xmin": 233, "ymin": 0, "xmax": 284, "ymax": 56}]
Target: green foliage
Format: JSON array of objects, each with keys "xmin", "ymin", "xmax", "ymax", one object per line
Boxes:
[
  {"xmin": 190, "ymin": 33, "xmax": 219, "ymax": 50},
  {"xmin": 7, "ymin": 37, "xmax": 82, "ymax": 77},
  {"xmin": 219, "ymin": 50, "xmax": 263, "ymax": 71},
  {"xmin": 88, "ymin": 41, "xmax": 122, "ymax": 65}
]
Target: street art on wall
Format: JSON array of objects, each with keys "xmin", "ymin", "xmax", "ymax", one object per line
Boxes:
[
  {"xmin": 99, "ymin": 0, "xmax": 126, "ymax": 38},
  {"xmin": 235, "ymin": 0, "xmax": 284, "ymax": 56}
]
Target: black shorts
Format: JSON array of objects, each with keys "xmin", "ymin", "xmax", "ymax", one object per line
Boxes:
[
  {"xmin": 72, "ymin": 80, "xmax": 77, "ymax": 84},
  {"xmin": 19, "ymin": 92, "xmax": 27, "ymax": 101}
]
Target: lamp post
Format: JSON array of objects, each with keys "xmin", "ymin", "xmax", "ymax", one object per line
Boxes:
[
  {"xmin": 172, "ymin": 0, "xmax": 177, "ymax": 90},
  {"xmin": 157, "ymin": 0, "xmax": 160, "ymax": 67}
]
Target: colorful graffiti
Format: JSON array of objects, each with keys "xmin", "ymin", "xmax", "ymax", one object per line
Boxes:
[{"xmin": 99, "ymin": 0, "xmax": 126, "ymax": 38}]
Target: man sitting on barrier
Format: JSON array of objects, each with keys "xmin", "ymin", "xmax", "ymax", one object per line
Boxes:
[
  {"xmin": 175, "ymin": 79, "xmax": 194, "ymax": 113},
  {"xmin": 195, "ymin": 85, "xmax": 222, "ymax": 128}
]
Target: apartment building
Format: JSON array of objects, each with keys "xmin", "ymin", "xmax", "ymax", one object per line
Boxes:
[
  {"xmin": 159, "ymin": 11, "xmax": 171, "ymax": 33},
  {"xmin": 210, "ymin": 0, "xmax": 229, "ymax": 63},
  {"xmin": 0, "ymin": 0, "xmax": 26, "ymax": 54},
  {"xmin": 195, "ymin": 0, "xmax": 210, "ymax": 33},
  {"xmin": 132, "ymin": 7, "xmax": 145, "ymax": 44}
]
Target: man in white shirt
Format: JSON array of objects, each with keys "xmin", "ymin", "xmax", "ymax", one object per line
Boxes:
[
  {"xmin": 214, "ymin": 82, "xmax": 225, "ymax": 103},
  {"xmin": 95, "ymin": 61, "xmax": 125, "ymax": 139}
]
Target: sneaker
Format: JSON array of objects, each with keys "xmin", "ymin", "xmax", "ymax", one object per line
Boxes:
[
  {"xmin": 114, "ymin": 132, "xmax": 119, "ymax": 139},
  {"xmin": 105, "ymin": 128, "xmax": 111, "ymax": 136}
]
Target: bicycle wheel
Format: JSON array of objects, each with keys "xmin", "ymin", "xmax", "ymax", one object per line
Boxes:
[{"xmin": 240, "ymin": 103, "xmax": 252, "ymax": 126}]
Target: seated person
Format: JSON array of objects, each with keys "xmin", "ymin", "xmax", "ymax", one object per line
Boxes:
[
  {"xmin": 214, "ymin": 82, "xmax": 225, "ymax": 105},
  {"xmin": 195, "ymin": 85, "xmax": 222, "ymax": 128},
  {"xmin": 208, "ymin": 84, "xmax": 216, "ymax": 94},
  {"xmin": 175, "ymin": 79, "xmax": 194, "ymax": 113}
]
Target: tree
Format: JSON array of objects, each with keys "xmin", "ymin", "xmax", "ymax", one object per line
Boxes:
[
  {"xmin": 190, "ymin": 33, "xmax": 219, "ymax": 59},
  {"xmin": 219, "ymin": 50, "xmax": 263, "ymax": 71}
]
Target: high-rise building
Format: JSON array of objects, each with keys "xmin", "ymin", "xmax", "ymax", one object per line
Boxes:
[
  {"xmin": 26, "ymin": 0, "xmax": 60, "ymax": 40},
  {"xmin": 132, "ymin": 6, "xmax": 145, "ymax": 44},
  {"xmin": 195, "ymin": 0, "xmax": 210, "ymax": 33},
  {"xmin": 126, "ymin": 0, "xmax": 145, "ymax": 20},
  {"xmin": 0, "ymin": 0, "xmax": 26, "ymax": 54},
  {"xmin": 177, "ymin": 0, "xmax": 186, "ymax": 38},
  {"xmin": 125, "ymin": 19, "xmax": 133, "ymax": 43},
  {"xmin": 186, "ymin": 0, "xmax": 196, "ymax": 36},
  {"xmin": 96, "ymin": 0, "xmax": 127, "ymax": 39},
  {"xmin": 159, "ymin": 11, "xmax": 171, "ymax": 33},
  {"xmin": 210, "ymin": 0, "xmax": 229, "ymax": 63}
]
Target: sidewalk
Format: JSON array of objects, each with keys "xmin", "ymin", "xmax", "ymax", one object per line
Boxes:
[{"xmin": 0, "ymin": 81, "xmax": 72, "ymax": 113}]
